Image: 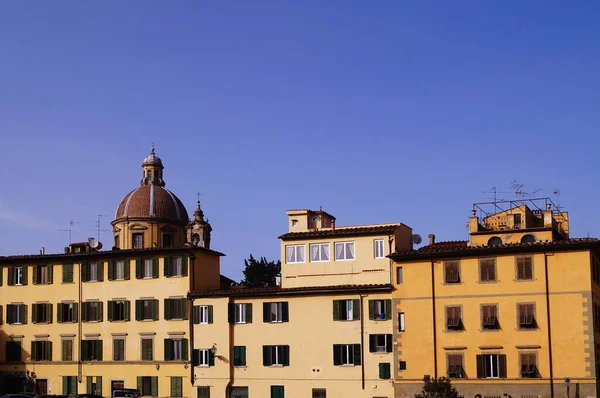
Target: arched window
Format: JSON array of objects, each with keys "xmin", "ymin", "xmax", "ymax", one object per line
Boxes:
[
  {"xmin": 520, "ymin": 234, "xmax": 536, "ymax": 243},
  {"xmin": 488, "ymin": 236, "xmax": 503, "ymax": 246},
  {"xmin": 192, "ymin": 233, "xmax": 200, "ymax": 246}
]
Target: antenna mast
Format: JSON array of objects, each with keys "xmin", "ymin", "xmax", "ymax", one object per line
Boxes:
[
  {"xmin": 88, "ymin": 215, "xmax": 109, "ymax": 241},
  {"xmin": 58, "ymin": 220, "xmax": 82, "ymax": 244}
]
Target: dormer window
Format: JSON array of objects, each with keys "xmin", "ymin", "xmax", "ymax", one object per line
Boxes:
[
  {"xmin": 521, "ymin": 234, "xmax": 536, "ymax": 243},
  {"xmin": 488, "ymin": 236, "xmax": 503, "ymax": 246},
  {"xmin": 291, "ymin": 220, "xmax": 298, "ymax": 228}
]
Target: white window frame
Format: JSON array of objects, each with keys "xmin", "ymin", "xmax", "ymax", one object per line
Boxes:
[
  {"xmin": 269, "ymin": 303, "xmax": 283, "ymax": 323},
  {"xmin": 342, "ymin": 300, "xmax": 353, "ymax": 321},
  {"xmin": 270, "ymin": 345, "xmax": 285, "ymax": 366},
  {"xmin": 286, "ymin": 245, "xmax": 305, "ymax": 264},
  {"xmin": 334, "ymin": 242, "xmax": 355, "ymax": 261},
  {"xmin": 198, "ymin": 349, "xmax": 209, "ymax": 367},
  {"xmin": 141, "ymin": 299, "xmax": 154, "ymax": 321},
  {"xmin": 309, "ymin": 243, "xmax": 330, "ymax": 262},
  {"xmin": 171, "ymin": 257, "xmax": 183, "ymax": 276},
  {"xmin": 198, "ymin": 305, "xmax": 209, "ymax": 324},
  {"xmin": 143, "ymin": 259, "xmax": 153, "ymax": 279},
  {"xmin": 115, "ymin": 260, "xmax": 125, "ymax": 280},
  {"xmin": 14, "ymin": 266, "xmax": 23, "ymax": 285},
  {"xmin": 374, "ymin": 300, "xmax": 386, "ymax": 319},
  {"xmin": 340, "ymin": 344, "xmax": 354, "ymax": 365},
  {"xmin": 396, "ymin": 267, "xmax": 403, "ymax": 284},
  {"xmin": 37, "ymin": 265, "xmax": 48, "ymax": 284},
  {"xmin": 483, "ymin": 354, "xmax": 500, "ymax": 378},
  {"xmin": 133, "ymin": 233, "xmax": 144, "ymax": 249},
  {"xmin": 89, "ymin": 262, "xmax": 98, "ymax": 282},
  {"xmin": 88, "ymin": 301, "xmax": 100, "ymax": 322},
  {"xmin": 235, "ymin": 304, "xmax": 247, "ymax": 324},
  {"xmin": 399, "ymin": 312, "xmax": 405, "ymax": 332},
  {"xmin": 375, "ymin": 335, "xmax": 388, "ymax": 352},
  {"xmin": 374, "ymin": 239, "xmax": 385, "ymax": 259},
  {"xmin": 12, "ymin": 304, "xmax": 22, "ymax": 324},
  {"xmin": 171, "ymin": 339, "xmax": 183, "ymax": 360}
]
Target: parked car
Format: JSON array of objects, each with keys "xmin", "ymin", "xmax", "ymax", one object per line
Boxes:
[
  {"xmin": 1, "ymin": 395, "xmax": 36, "ymax": 398},
  {"xmin": 74, "ymin": 395, "xmax": 104, "ymax": 398},
  {"xmin": 111, "ymin": 389, "xmax": 139, "ymax": 398},
  {"xmin": 36, "ymin": 395, "xmax": 69, "ymax": 398}
]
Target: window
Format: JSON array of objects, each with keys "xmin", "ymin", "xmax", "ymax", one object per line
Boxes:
[
  {"xmin": 312, "ymin": 389, "xmax": 326, "ymax": 398},
  {"xmin": 481, "ymin": 305, "xmax": 499, "ymax": 330},
  {"xmin": 444, "ymin": 261, "xmax": 460, "ymax": 284},
  {"xmin": 476, "ymin": 354, "xmax": 507, "ymax": 378},
  {"xmin": 479, "ymin": 258, "xmax": 497, "ymax": 282},
  {"xmin": 285, "ymin": 245, "xmax": 305, "ymax": 263},
  {"xmin": 141, "ymin": 338, "xmax": 153, "ymax": 361},
  {"xmin": 114, "ymin": 235, "xmax": 120, "ymax": 248},
  {"xmin": 446, "ymin": 306, "xmax": 463, "ymax": 331},
  {"xmin": 396, "ymin": 267, "xmax": 403, "ymax": 284},
  {"xmin": 7, "ymin": 303, "xmax": 26, "ymax": 324},
  {"xmin": 398, "ymin": 312, "xmax": 405, "ymax": 332},
  {"xmin": 230, "ymin": 387, "xmax": 248, "ymax": 398},
  {"xmin": 138, "ymin": 258, "xmax": 157, "ymax": 279},
  {"xmin": 81, "ymin": 340, "xmax": 103, "ymax": 361},
  {"xmin": 164, "ymin": 298, "xmax": 187, "ymax": 320},
  {"xmin": 233, "ymin": 346, "xmax": 246, "ymax": 366},
  {"xmin": 137, "ymin": 376, "xmax": 158, "ymax": 397},
  {"xmin": 333, "ymin": 299, "xmax": 359, "ymax": 321},
  {"xmin": 379, "ymin": 363, "xmax": 391, "ymax": 379},
  {"xmin": 165, "ymin": 256, "xmax": 188, "ymax": 277},
  {"xmin": 63, "ymin": 376, "xmax": 78, "ymax": 396},
  {"xmin": 164, "ymin": 338, "xmax": 188, "ymax": 361},
  {"xmin": 399, "ymin": 361, "xmax": 407, "ymax": 370},
  {"xmin": 32, "ymin": 303, "xmax": 52, "ymax": 323},
  {"xmin": 31, "ymin": 340, "xmax": 52, "ymax": 361},
  {"xmin": 518, "ymin": 303, "xmax": 537, "ymax": 329},
  {"xmin": 8, "ymin": 266, "xmax": 26, "ymax": 286},
  {"xmin": 108, "ymin": 300, "xmax": 130, "ymax": 322},
  {"xmin": 170, "ymin": 377, "xmax": 182, "ymax": 398},
  {"xmin": 197, "ymin": 387, "xmax": 210, "ymax": 398},
  {"xmin": 514, "ymin": 214, "xmax": 522, "ymax": 229},
  {"xmin": 335, "ymin": 242, "xmax": 355, "ymax": 261},
  {"xmin": 109, "ymin": 260, "xmax": 128, "ymax": 281},
  {"xmin": 374, "ymin": 239, "xmax": 385, "ymax": 259},
  {"xmin": 83, "ymin": 262, "xmax": 103, "ymax": 282},
  {"xmin": 488, "ymin": 236, "xmax": 503, "ymax": 246},
  {"xmin": 34, "ymin": 265, "xmax": 52, "ymax": 284},
  {"xmin": 263, "ymin": 345, "xmax": 290, "ymax": 366},
  {"xmin": 193, "ymin": 305, "xmax": 213, "ymax": 324},
  {"xmin": 263, "ymin": 302, "xmax": 289, "ymax": 323},
  {"xmin": 6, "ymin": 340, "xmax": 22, "ymax": 361},
  {"xmin": 369, "ymin": 299, "xmax": 391, "ymax": 320},
  {"xmin": 132, "ymin": 233, "xmax": 144, "ymax": 249},
  {"xmin": 62, "ymin": 264, "xmax": 74, "ymax": 283},
  {"xmin": 62, "ymin": 339, "xmax": 73, "ymax": 361},
  {"xmin": 332, "ymin": 344, "xmax": 360, "ymax": 366},
  {"xmin": 291, "ymin": 219, "xmax": 298, "ymax": 227},
  {"xmin": 83, "ymin": 301, "xmax": 103, "ymax": 322},
  {"xmin": 192, "ymin": 349, "xmax": 214, "ymax": 367},
  {"xmin": 162, "ymin": 234, "xmax": 173, "ymax": 247},
  {"xmin": 271, "ymin": 386, "xmax": 284, "ymax": 398},
  {"xmin": 595, "ymin": 302, "xmax": 600, "ymax": 332},
  {"xmin": 229, "ymin": 303, "xmax": 252, "ymax": 324},
  {"xmin": 516, "ymin": 256, "xmax": 533, "ymax": 280},
  {"xmin": 57, "ymin": 302, "xmax": 78, "ymax": 323},
  {"xmin": 368, "ymin": 334, "xmax": 392, "ymax": 353},
  {"xmin": 113, "ymin": 338, "xmax": 125, "ymax": 361},
  {"xmin": 521, "ymin": 234, "xmax": 536, "ymax": 243},
  {"xmin": 447, "ymin": 354, "xmax": 464, "ymax": 378},
  {"xmin": 136, "ymin": 299, "xmax": 158, "ymax": 321},
  {"xmin": 520, "ymin": 353, "xmax": 539, "ymax": 378},
  {"xmin": 86, "ymin": 376, "xmax": 102, "ymax": 396},
  {"xmin": 310, "ymin": 243, "xmax": 330, "ymax": 262}
]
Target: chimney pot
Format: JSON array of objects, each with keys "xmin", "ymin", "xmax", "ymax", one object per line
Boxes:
[
  {"xmin": 547, "ymin": 204, "xmax": 552, "ymax": 210},
  {"xmin": 428, "ymin": 234, "xmax": 436, "ymax": 245},
  {"xmin": 331, "ymin": 220, "xmax": 336, "ymax": 231},
  {"xmin": 472, "ymin": 209, "xmax": 477, "ymax": 217}
]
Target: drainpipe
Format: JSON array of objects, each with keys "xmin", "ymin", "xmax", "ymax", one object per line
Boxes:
[
  {"xmin": 225, "ymin": 297, "xmax": 235, "ymax": 397},
  {"xmin": 544, "ymin": 253, "xmax": 555, "ymax": 398},
  {"xmin": 430, "ymin": 257, "xmax": 438, "ymax": 379},
  {"xmin": 78, "ymin": 260, "xmax": 83, "ymax": 384},
  {"xmin": 360, "ymin": 292, "xmax": 366, "ymax": 390},
  {"xmin": 189, "ymin": 252, "xmax": 196, "ymax": 386}
]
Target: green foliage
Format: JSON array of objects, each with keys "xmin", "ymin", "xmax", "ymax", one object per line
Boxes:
[
  {"xmin": 415, "ymin": 377, "xmax": 463, "ymax": 398},
  {"xmin": 241, "ymin": 254, "xmax": 281, "ymax": 287}
]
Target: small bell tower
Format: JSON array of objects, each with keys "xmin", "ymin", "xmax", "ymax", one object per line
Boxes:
[
  {"xmin": 186, "ymin": 199, "xmax": 212, "ymax": 249},
  {"xmin": 141, "ymin": 144, "xmax": 165, "ymax": 187}
]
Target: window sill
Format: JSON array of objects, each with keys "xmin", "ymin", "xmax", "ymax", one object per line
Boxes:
[
  {"xmin": 517, "ymin": 328, "xmax": 539, "ymax": 332},
  {"xmin": 110, "ymin": 320, "xmax": 129, "ymax": 323},
  {"xmin": 109, "ymin": 279, "xmax": 128, "ymax": 282},
  {"xmin": 62, "ymin": 282, "xmax": 75, "ymax": 284},
  {"xmin": 334, "ymin": 258, "xmax": 355, "ymax": 262},
  {"xmin": 139, "ymin": 319, "xmax": 157, "ymax": 322},
  {"xmin": 268, "ymin": 364, "xmax": 284, "ymax": 367},
  {"xmin": 233, "ymin": 365, "xmax": 247, "ymax": 368},
  {"xmin": 85, "ymin": 281, "xmax": 101, "ymax": 283},
  {"xmin": 166, "ymin": 275, "xmax": 185, "ymax": 278},
  {"xmin": 309, "ymin": 260, "xmax": 330, "ymax": 263},
  {"xmin": 32, "ymin": 322, "xmax": 52, "ymax": 325},
  {"xmin": 84, "ymin": 320, "xmax": 102, "ymax": 323}
]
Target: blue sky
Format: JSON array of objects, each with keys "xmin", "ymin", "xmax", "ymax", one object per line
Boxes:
[{"xmin": 0, "ymin": 1, "xmax": 598, "ymax": 280}]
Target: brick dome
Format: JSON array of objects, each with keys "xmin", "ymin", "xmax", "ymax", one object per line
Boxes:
[{"xmin": 115, "ymin": 184, "xmax": 189, "ymax": 223}]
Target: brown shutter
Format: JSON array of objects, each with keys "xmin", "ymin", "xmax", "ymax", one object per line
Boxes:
[
  {"xmin": 499, "ymin": 354, "xmax": 507, "ymax": 378},
  {"xmin": 489, "ymin": 260, "xmax": 496, "ymax": 281},
  {"xmin": 476, "ymin": 355, "xmax": 484, "ymax": 378}
]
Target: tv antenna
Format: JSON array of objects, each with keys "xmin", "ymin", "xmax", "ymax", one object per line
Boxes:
[
  {"xmin": 87, "ymin": 215, "xmax": 109, "ymax": 241},
  {"xmin": 58, "ymin": 220, "xmax": 82, "ymax": 244},
  {"xmin": 553, "ymin": 189, "xmax": 564, "ymax": 210},
  {"xmin": 482, "ymin": 187, "xmax": 509, "ymax": 202}
]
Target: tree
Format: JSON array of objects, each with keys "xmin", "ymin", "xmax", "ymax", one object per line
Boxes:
[
  {"xmin": 415, "ymin": 377, "xmax": 463, "ymax": 398},
  {"xmin": 241, "ymin": 255, "xmax": 281, "ymax": 287}
]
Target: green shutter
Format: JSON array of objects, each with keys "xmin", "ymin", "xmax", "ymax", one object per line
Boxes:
[
  {"xmin": 96, "ymin": 340, "xmax": 103, "ymax": 361},
  {"xmin": 63, "ymin": 264, "xmax": 73, "ymax": 283},
  {"xmin": 164, "ymin": 256, "xmax": 171, "ymax": 277},
  {"xmin": 20, "ymin": 304, "xmax": 26, "ymax": 324},
  {"xmin": 170, "ymin": 377, "xmax": 177, "ymax": 398},
  {"xmin": 263, "ymin": 303, "xmax": 270, "ymax": 323},
  {"xmin": 73, "ymin": 303, "xmax": 79, "ymax": 322},
  {"xmin": 152, "ymin": 258, "xmax": 159, "ymax": 278},
  {"xmin": 46, "ymin": 341, "xmax": 53, "ymax": 360},
  {"xmin": 192, "ymin": 349, "xmax": 199, "ymax": 366},
  {"xmin": 241, "ymin": 346, "xmax": 247, "ymax": 366},
  {"xmin": 182, "ymin": 339, "xmax": 189, "ymax": 361},
  {"xmin": 164, "ymin": 339, "xmax": 172, "ymax": 361},
  {"xmin": 48, "ymin": 265, "xmax": 53, "ymax": 284},
  {"xmin": 164, "ymin": 299, "xmax": 171, "ymax": 320},
  {"xmin": 108, "ymin": 301, "xmax": 114, "ymax": 321},
  {"xmin": 208, "ymin": 305, "xmax": 213, "ymax": 324},
  {"xmin": 97, "ymin": 261, "xmax": 104, "ymax": 281},
  {"xmin": 136, "ymin": 300, "xmax": 142, "ymax": 321},
  {"xmin": 136, "ymin": 259, "xmax": 142, "ymax": 279},
  {"xmin": 282, "ymin": 302, "xmax": 289, "ymax": 322},
  {"xmin": 7, "ymin": 267, "xmax": 13, "ymax": 286},
  {"xmin": 385, "ymin": 299, "xmax": 392, "ymax": 320},
  {"xmin": 151, "ymin": 376, "xmax": 158, "ymax": 397},
  {"xmin": 368, "ymin": 300, "xmax": 375, "ymax": 320},
  {"xmin": 379, "ymin": 362, "xmax": 391, "ymax": 379},
  {"xmin": 282, "ymin": 345, "xmax": 290, "ymax": 366},
  {"xmin": 98, "ymin": 301, "xmax": 104, "ymax": 322},
  {"xmin": 228, "ymin": 303, "xmax": 234, "ymax": 323},
  {"xmin": 333, "ymin": 345, "xmax": 341, "ymax": 365},
  {"xmin": 108, "ymin": 260, "xmax": 114, "ymax": 280},
  {"xmin": 0, "ymin": 267, "xmax": 3, "ymax": 286},
  {"xmin": 82, "ymin": 303, "xmax": 88, "ymax": 322},
  {"xmin": 32, "ymin": 304, "xmax": 38, "ymax": 324},
  {"xmin": 182, "ymin": 256, "xmax": 188, "ymax": 277},
  {"xmin": 62, "ymin": 376, "xmax": 69, "ymax": 395},
  {"xmin": 82, "ymin": 263, "xmax": 89, "ymax": 282},
  {"xmin": 87, "ymin": 376, "xmax": 93, "ymax": 394},
  {"xmin": 153, "ymin": 299, "xmax": 159, "ymax": 320},
  {"xmin": 71, "ymin": 376, "xmax": 78, "ymax": 394},
  {"xmin": 96, "ymin": 376, "xmax": 102, "ymax": 396},
  {"xmin": 369, "ymin": 335, "xmax": 376, "ymax": 353},
  {"xmin": 6, "ymin": 304, "xmax": 13, "ymax": 324},
  {"xmin": 31, "ymin": 341, "xmax": 36, "ymax": 361},
  {"xmin": 182, "ymin": 298, "xmax": 188, "ymax": 320},
  {"xmin": 82, "ymin": 340, "xmax": 88, "ymax": 361},
  {"xmin": 124, "ymin": 260, "xmax": 130, "ymax": 280},
  {"xmin": 386, "ymin": 334, "xmax": 392, "ymax": 353},
  {"xmin": 137, "ymin": 377, "xmax": 143, "ymax": 393},
  {"xmin": 58, "ymin": 303, "xmax": 64, "ymax": 323},
  {"xmin": 263, "ymin": 346, "xmax": 270, "ymax": 366},
  {"xmin": 125, "ymin": 300, "xmax": 130, "ymax": 321},
  {"xmin": 353, "ymin": 299, "xmax": 360, "ymax": 320},
  {"xmin": 271, "ymin": 386, "xmax": 284, "ymax": 398},
  {"xmin": 353, "ymin": 344, "xmax": 361, "ymax": 365},
  {"xmin": 246, "ymin": 303, "xmax": 252, "ymax": 323},
  {"xmin": 22, "ymin": 266, "xmax": 28, "ymax": 285},
  {"xmin": 198, "ymin": 386, "xmax": 210, "ymax": 398},
  {"xmin": 208, "ymin": 350, "xmax": 215, "ymax": 366},
  {"xmin": 47, "ymin": 303, "xmax": 53, "ymax": 324},
  {"xmin": 193, "ymin": 306, "xmax": 200, "ymax": 324}
]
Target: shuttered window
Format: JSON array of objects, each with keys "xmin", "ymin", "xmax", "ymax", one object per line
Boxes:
[
  {"xmin": 476, "ymin": 354, "xmax": 507, "ymax": 378},
  {"xmin": 263, "ymin": 345, "xmax": 290, "ymax": 366},
  {"xmin": 518, "ymin": 303, "xmax": 537, "ymax": 329},
  {"xmin": 82, "ymin": 301, "xmax": 103, "ymax": 322},
  {"xmin": 136, "ymin": 258, "xmax": 158, "ymax": 279},
  {"xmin": 141, "ymin": 339, "xmax": 153, "ymax": 361},
  {"xmin": 378, "ymin": 363, "xmax": 391, "ymax": 379},
  {"xmin": 271, "ymin": 386, "xmax": 284, "ymax": 398},
  {"xmin": 263, "ymin": 302, "xmax": 289, "ymax": 323},
  {"xmin": 108, "ymin": 260, "xmax": 129, "ymax": 281},
  {"xmin": 82, "ymin": 262, "xmax": 103, "ymax": 282},
  {"xmin": 58, "ymin": 302, "xmax": 78, "ymax": 323},
  {"xmin": 164, "ymin": 338, "xmax": 188, "ymax": 361},
  {"xmin": 368, "ymin": 299, "xmax": 392, "ymax": 320},
  {"xmin": 164, "ymin": 256, "xmax": 188, "ymax": 277},
  {"xmin": 233, "ymin": 346, "xmax": 247, "ymax": 366},
  {"xmin": 481, "ymin": 305, "xmax": 499, "ymax": 329},
  {"xmin": 62, "ymin": 264, "xmax": 74, "ymax": 283},
  {"xmin": 32, "ymin": 303, "xmax": 52, "ymax": 324},
  {"xmin": 62, "ymin": 376, "xmax": 78, "ymax": 395},
  {"xmin": 137, "ymin": 376, "xmax": 158, "ymax": 397},
  {"xmin": 197, "ymin": 387, "xmax": 210, "ymax": 398},
  {"xmin": 170, "ymin": 377, "xmax": 183, "ymax": 398},
  {"xmin": 368, "ymin": 334, "xmax": 393, "ymax": 353},
  {"xmin": 6, "ymin": 341, "xmax": 22, "ymax": 361},
  {"xmin": 113, "ymin": 339, "xmax": 125, "ymax": 361},
  {"xmin": 447, "ymin": 354, "xmax": 464, "ymax": 378},
  {"xmin": 136, "ymin": 299, "xmax": 158, "ymax": 321},
  {"xmin": 81, "ymin": 340, "xmax": 103, "ymax": 361},
  {"xmin": 516, "ymin": 256, "xmax": 533, "ymax": 280},
  {"xmin": 479, "ymin": 259, "xmax": 497, "ymax": 282},
  {"xmin": 228, "ymin": 303, "xmax": 252, "ymax": 324},
  {"xmin": 62, "ymin": 339, "xmax": 73, "ymax": 361},
  {"xmin": 108, "ymin": 300, "xmax": 130, "ymax": 322},
  {"xmin": 445, "ymin": 306, "xmax": 463, "ymax": 331},
  {"xmin": 332, "ymin": 344, "xmax": 361, "ymax": 366},
  {"xmin": 33, "ymin": 265, "xmax": 53, "ymax": 285},
  {"xmin": 312, "ymin": 389, "xmax": 326, "ymax": 398},
  {"xmin": 520, "ymin": 352, "xmax": 539, "ymax": 378},
  {"xmin": 7, "ymin": 304, "xmax": 27, "ymax": 325},
  {"xmin": 444, "ymin": 261, "xmax": 460, "ymax": 284},
  {"xmin": 193, "ymin": 305, "xmax": 213, "ymax": 324},
  {"xmin": 332, "ymin": 299, "xmax": 359, "ymax": 321},
  {"xmin": 192, "ymin": 349, "xmax": 214, "ymax": 367},
  {"xmin": 164, "ymin": 298, "xmax": 187, "ymax": 320}
]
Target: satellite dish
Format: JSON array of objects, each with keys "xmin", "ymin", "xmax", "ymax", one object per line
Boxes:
[
  {"xmin": 88, "ymin": 237, "xmax": 99, "ymax": 249},
  {"xmin": 412, "ymin": 234, "xmax": 423, "ymax": 245}
]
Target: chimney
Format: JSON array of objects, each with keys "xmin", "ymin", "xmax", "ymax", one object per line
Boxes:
[
  {"xmin": 331, "ymin": 219, "xmax": 336, "ymax": 231},
  {"xmin": 428, "ymin": 234, "xmax": 436, "ymax": 245}
]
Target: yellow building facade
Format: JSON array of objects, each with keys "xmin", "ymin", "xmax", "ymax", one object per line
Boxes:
[{"xmin": 390, "ymin": 199, "xmax": 600, "ymax": 398}]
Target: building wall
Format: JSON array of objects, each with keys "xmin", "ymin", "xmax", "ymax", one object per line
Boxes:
[
  {"xmin": 113, "ymin": 220, "xmax": 188, "ymax": 250},
  {"xmin": 393, "ymin": 249, "xmax": 597, "ymax": 398},
  {"xmin": 192, "ymin": 292, "xmax": 395, "ymax": 398}
]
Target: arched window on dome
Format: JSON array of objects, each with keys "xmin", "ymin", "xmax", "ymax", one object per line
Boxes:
[
  {"xmin": 147, "ymin": 170, "xmax": 152, "ymax": 183},
  {"xmin": 520, "ymin": 234, "xmax": 536, "ymax": 244},
  {"xmin": 192, "ymin": 233, "xmax": 200, "ymax": 246},
  {"xmin": 162, "ymin": 233, "xmax": 173, "ymax": 247},
  {"xmin": 488, "ymin": 236, "xmax": 503, "ymax": 246}
]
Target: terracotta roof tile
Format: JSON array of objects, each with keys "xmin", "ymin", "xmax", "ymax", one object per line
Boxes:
[
  {"xmin": 279, "ymin": 224, "xmax": 401, "ymax": 240},
  {"xmin": 115, "ymin": 185, "xmax": 189, "ymax": 223},
  {"xmin": 189, "ymin": 283, "xmax": 392, "ymax": 298}
]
